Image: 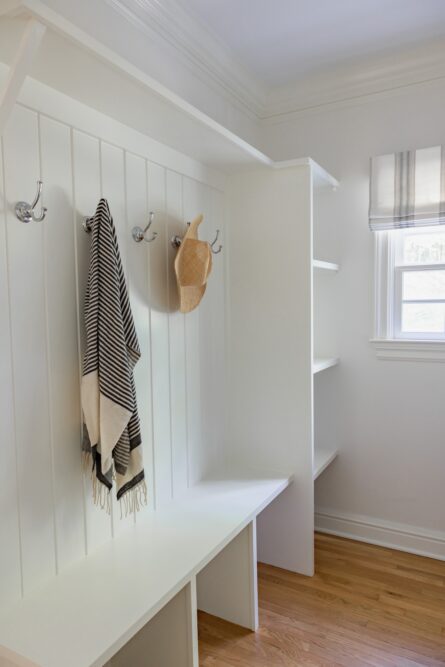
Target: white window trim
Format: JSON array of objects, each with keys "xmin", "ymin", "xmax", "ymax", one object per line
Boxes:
[{"xmin": 371, "ymin": 230, "xmax": 445, "ymax": 361}]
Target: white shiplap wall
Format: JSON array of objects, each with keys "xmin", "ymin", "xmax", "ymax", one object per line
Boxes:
[{"xmin": 0, "ymin": 99, "xmax": 226, "ymax": 603}]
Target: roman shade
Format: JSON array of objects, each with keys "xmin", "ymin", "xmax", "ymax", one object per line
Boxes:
[{"xmin": 369, "ymin": 146, "xmax": 445, "ymax": 231}]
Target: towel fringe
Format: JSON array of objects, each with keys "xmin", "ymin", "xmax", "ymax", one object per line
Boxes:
[
  {"xmin": 83, "ymin": 451, "xmax": 147, "ymax": 518},
  {"xmin": 119, "ymin": 479, "xmax": 148, "ymax": 518}
]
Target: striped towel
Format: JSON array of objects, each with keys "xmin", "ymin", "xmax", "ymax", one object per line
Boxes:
[{"xmin": 81, "ymin": 199, "xmax": 146, "ymax": 515}]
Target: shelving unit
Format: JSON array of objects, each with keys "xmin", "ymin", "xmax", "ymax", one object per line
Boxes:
[
  {"xmin": 313, "ymin": 259, "xmax": 339, "ymax": 272},
  {"xmin": 313, "ymin": 448, "xmax": 338, "ymax": 480},
  {"xmin": 313, "ymin": 357, "xmax": 339, "ymax": 374},
  {"xmin": 312, "ymin": 179, "xmax": 340, "ymax": 566}
]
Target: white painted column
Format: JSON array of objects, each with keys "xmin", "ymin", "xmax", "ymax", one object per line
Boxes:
[{"xmin": 197, "ymin": 519, "xmax": 259, "ymax": 631}]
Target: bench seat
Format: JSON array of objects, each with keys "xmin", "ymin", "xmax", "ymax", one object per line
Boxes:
[{"xmin": 0, "ymin": 473, "xmax": 291, "ymax": 667}]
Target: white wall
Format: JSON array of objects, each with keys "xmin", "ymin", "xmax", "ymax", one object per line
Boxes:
[
  {"xmin": 0, "ymin": 84, "xmax": 226, "ymax": 603},
  {"xmin": 263, "ymin": 81, "xmax": 445, "ymax": 552}
]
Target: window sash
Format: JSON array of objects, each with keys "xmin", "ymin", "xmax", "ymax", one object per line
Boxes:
[{"xmin": 394, "ymin": 264, "xmax": 445, "ymax": 339}]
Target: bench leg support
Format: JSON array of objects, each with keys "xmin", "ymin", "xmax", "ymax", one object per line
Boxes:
[
  {"xmin": 197, "ymin": 519, "xmax": 259, "ymax": 631},
  {"xmin": 109, "ymin": 581, "xmax": 198, "ymax": 667}
]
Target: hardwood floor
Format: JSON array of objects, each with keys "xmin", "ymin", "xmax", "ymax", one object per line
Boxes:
[{"xmin": 198, "ymin": 533, "xmax": 445, "ymax": 666}]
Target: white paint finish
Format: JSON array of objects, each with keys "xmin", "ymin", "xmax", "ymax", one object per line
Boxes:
[
  {"xmin": 199, "ymin": 187, "xmax": 226, "ymax": 479},
  {"xmin": 313, "ymin": 448, "xmax": 338, "ymax": 481},
  {"xmin": 371, "ymin": 338, "xmax": 445, "ymax": 362},
  {"xmin": 0, "ymin": 11, "xmax": 263, "ymax": 170},
  {"xmin": 182, "ymin": 177, "xmax": 204, "ymax": 484},
  {"xmin": 313, "ymin": 357, "xmax": 339, "ymax": 373},
  {"xmin": 179, "ymin": 0, "xmax": 445, "ymax": 86},
  {"xmin": 39, "ymin": 115, "xmax": 85, "ymax": 570},
  {"xmin": 100, "ymin": 142, "xmax": 127, "ymax": 273},
  {"xmin": 166, "ymin": 169, "xmax": 188, "ymax": 496},
  {"xmin": 313, "ymin": 259, "xmax": 339, "ymax": 272},
  {"xmin": 0, "ymin": 18, "xmax": 45, "ymax": 135},
  {"xmin": 72, "ymin": 129, "xmax": 113, "ymax": 552},
  {"xmin": 227, "ymin": 166, "xmax": 314, "ymax": 574},
  {"xmin": 111, "ymin": 583, "xmax": 197, "ymax": 667},
  {"xmin": 0, "ymin": 87, "xmax": 226, "ymax": 599},
  {"xmin": 0, "ymin": 475, "xmax": 290, "ymax": 667},
  {"xmin": 148, "ymin": 160, "xmax": 173, "ymax": 506},
  {"xmin": 2, "ymin": 104, "xmax": 56, "ymax": 593},
  {"xmin": 124, "ymin": 151, "xmax": 155, "ymax": 513},
  {"xmin": 0, "ymin": 136, "xmax": 22, "ymax": 603},
  {"xmin": 264, "ymin": 79, "xmax": 445, "ymax": 538},
  {"xmin": 315, "ymin": 508, "xmax": 445, "ymax": 561},
  {"xmin": 197, "ymin": 519, "xmax": 258, "ymax": 630},
  {"xmin": 188, "ymin": 577, "xmax": 199, "ymax": 667}
]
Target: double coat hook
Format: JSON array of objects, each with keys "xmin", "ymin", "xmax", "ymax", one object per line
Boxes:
[
  {"xmin": 83, "ymin": 210, "xmax": 158, "ymax": 244},
  {"xmin": 171, "ymin": 223, "xmax": 223, "ymax": 254},
  {"xmin": 15, "ymin": 180, "xmax": 47, "ymax": 223},
  {"xmin": 132, "ymin": 211, "xmax": 158, "ymax": 243}
]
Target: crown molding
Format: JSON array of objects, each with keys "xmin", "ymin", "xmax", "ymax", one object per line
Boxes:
[
  {"xmin": 103, "ymin": 4, "xmax": 445, "ymax": 124},
  {"xmin": 261, "ymin": 38, "xmax": 445, "ymax": 123},
  {"xmin": 5, "ymin": 0, "xmax": 445, "ymax": 128},
  {"xmin": 103, "ymin": 0, "xmax": 266, "ymax": 119}
]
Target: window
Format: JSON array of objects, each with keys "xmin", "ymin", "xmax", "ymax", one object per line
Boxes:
[
  {"xmin": 375, "ymin": 226, "xmax": 445, "ymax": 341},
  {"xmin": 370, "ymin": 144, "xmax": 445, "ymax": 353},
  {"xmin": 393, "ymin": 227, "xmax": 445, "ymax": 339}
]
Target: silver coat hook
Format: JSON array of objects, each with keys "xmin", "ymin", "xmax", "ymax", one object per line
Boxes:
[
  {"xmin": 83, "ymin": 216, "xmax": 93, "ymax": 233},
  {"xmin": 132, "ymin": 211, "xmax": 158, "ymax": 243},
  {"xmin": 210, "ymin": 229, "xmax": 222, "ymax": 254},
  {"xmin": 15, "ymin": 180, "xmax": 47, "ymax": 223},
  {"xmin": 171, "ymin": 222, "xmax": 223, "ymax": 254}
]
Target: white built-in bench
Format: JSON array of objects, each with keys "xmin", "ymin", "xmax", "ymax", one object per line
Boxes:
[{"xmin": 0, "ymin": 474, "xmax": 291, "ymax": 667}]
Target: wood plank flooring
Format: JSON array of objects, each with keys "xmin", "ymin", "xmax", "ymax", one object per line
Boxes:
[{"xmin": 198, "ymin": 533, "xmax": 445, "ymax": 666}]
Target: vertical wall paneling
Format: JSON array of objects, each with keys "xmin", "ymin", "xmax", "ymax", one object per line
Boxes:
[
  {"xmin": 40, "ymin": 115, "xmax": 85, "ymax": 569},
  {"xmin": 72, "ymin": 129, "xmax": 112, "ymax": 551},
  {"xmin": 166, "ymin": 170, "xmax": 188, "ymax": 496},
  {"xmin": 0, "ymin": 95, "xmax": 226, "ymax": 601},
  {"xmin": 124, "ymin": 152, "xmax": 155, "ymax": 514},
  {"xmin": 3, "ymin": 105, "xmax": 56, "ymax": 593},
  {"xmin": 182, "ymin": 177, "xmax": 204, "ymax": 484},
  {"xmin": 147, "ymin": 161, "xmax": 173, "ymax": 506},
  {"xmin": 0, "ymin": 136, "xmax": 22, "ymax": 602},
  {"xmin": 204, "ymin": 188, "xmax": 226, "ymax": 475}
]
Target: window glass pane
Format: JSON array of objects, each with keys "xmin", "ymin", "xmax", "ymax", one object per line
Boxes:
[
  {"xmin": 402, "ymin": 303, "xmax": 445, "ymax": 333},
  {"xmin": 403, "ymin": 231, "xmax": 445, "ymax": 264},
  {"xmin": 403, "ymin": 270, "xmax": 445, "ymax": 300}
]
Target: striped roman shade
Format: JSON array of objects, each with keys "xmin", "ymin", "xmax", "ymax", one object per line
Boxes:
[{"xmin": 369, "ymin": 146, "xmax": 445, "ymax": 231}]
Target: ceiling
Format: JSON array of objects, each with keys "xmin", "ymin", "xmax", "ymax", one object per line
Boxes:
[{"xmin": 176, "ymin": 0, "xmax": 445, "ymax": 88}]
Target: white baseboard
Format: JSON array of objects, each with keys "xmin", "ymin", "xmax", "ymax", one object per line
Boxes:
[{"xmin": 315, "ymin": 508, "xmax": 445, "ymax": 561}]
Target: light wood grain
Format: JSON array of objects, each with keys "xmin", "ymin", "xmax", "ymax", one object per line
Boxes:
[{"xmin": 198, "ymin": 533, "xmax": 445, "ymax": 666}]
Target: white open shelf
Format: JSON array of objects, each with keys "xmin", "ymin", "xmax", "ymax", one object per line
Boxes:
[
  {"xmin": 313, "ymin": 259, "xmax": 339, "ymax": 272},
  {"xmin": 313, "ymin": 448, "xmax": 338, "ymax": 480},
  {"xmin": 313, "ymin": 357, "xmax": 339, "ymax": 374}
]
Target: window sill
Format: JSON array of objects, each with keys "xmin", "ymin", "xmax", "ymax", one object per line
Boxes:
[{"xmin": 370, "ymin": 339, "xmax": 445, "ymax": 362}]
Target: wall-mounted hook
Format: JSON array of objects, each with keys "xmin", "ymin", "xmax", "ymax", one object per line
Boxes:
[
  {"xmin": 15, "ymin": 180, "xmax": 47, "ymax": 223},
  {"xmin": 171, "ymin": 221, "xmax": 222, "ymax": 254},
  {"xmin": 209, "ymin": 229, "xmax": 223, "ymax": 254},
  {"xmin": 132, "ymin": 211, "xmax": 158, "ymax": 243},
  {"xmin": 171, "ymin": 222, "xmax": 190, "ymax": 249},
  {"xmin": 83, "ymin": 216, "xmax": 93, "ymax": 233}
]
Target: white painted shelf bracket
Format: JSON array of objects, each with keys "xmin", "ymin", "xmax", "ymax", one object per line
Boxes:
[{"xmin": 0, "ymin": 17, "xmax": 46, "ymax": 136}]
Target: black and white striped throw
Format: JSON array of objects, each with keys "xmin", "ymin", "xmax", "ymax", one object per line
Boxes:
[{"xmin": 81, "ymin": 199, "xmax": 146, "ymax": 515}]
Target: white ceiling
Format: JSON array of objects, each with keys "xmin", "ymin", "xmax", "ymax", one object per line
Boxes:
[{"xmin": 177, "ymin": 0, "xmax": 445, "ymax": 87}]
